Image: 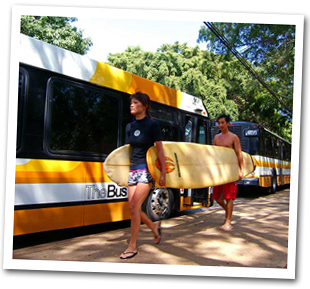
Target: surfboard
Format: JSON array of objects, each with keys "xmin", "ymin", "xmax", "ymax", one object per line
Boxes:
[
  {"xmin": 147, "ymin": 142, "xmax": 256, "ymax": 189},
  {"xmin": 104, "ymin": 144, "xmax": 132, "ymax": 186}
]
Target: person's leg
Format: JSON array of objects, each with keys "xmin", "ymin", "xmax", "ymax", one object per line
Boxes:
[
  {"xmin": 134, "ymin": 182, "xmax": 161, "ymax": 243},
  {"xmin": 140, "ymin": 211, "xmax": 161, "ymax": 243},
  {"xmin": 219, "ymin": 182, "xmax": 237, "ymax": 230},
  {"xmin": 216, "ymin": 199, "xmax": 227, "ymax": 211},
  {"xmin": 216, "ymin": 199, "xmax": 227, "ymax": 222},
  {"xmin": 214, "ymin": 184, "xmax": 227, "ymax": 222},
  {"xmin": 220, "ymin": 199, "xmax": 233, "ymax": 230},
  {"xmin": 120, "ymin": 183, "xmax": 152, "ymax": 258}
]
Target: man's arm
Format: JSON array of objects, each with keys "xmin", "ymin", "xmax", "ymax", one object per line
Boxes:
[
  {"xmin": 213, "ymin": 135, "xmax": 218, "ymax": 146},
  {"xmin": 233, "ymin": 135, "xmax": 244, "ymax": 180}
]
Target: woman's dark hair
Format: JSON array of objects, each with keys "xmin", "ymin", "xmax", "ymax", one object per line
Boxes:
[{"xmin": 130, "ymin": 92, "xmax": 152, "ymax": 118}]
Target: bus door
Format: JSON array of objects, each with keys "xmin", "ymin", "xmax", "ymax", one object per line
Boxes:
[
  {"xmin": 184, "ymin": 115, "xmax": 208, "ymax": 143},
  {"xmin": 182, "ymin": 116, "xmax": 194, "ymax": 206},
  {"xmin": 278, "ymin": 140, "xmax": 284, "ymax": 186},
  {"xmin": 197, "ymin": 118, "xmax": 209, "ymax": 145},
  {"xmin": 182, "ymin": 116, "xmax": 211, "ymax": 207},
  {"xmin": 193, "ymin": 117, "xmax": 211, "ymax": 206}
]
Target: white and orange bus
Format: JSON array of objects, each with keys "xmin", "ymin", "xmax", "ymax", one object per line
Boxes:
[
  {"xmin": 211, "ymin": 121, "xmax": 291, "ymax": 193},
  {"xmin": 15, "ymin": 34, "xmax": 213, "ymax": 236}
]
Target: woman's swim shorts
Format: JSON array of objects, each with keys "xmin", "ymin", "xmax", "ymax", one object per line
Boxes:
[{"xmin": 128, "ymin": 163, "xmax": 154, "ymax": 186}]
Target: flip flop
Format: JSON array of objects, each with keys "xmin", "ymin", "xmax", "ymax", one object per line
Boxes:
[
  {"xmin": 120, "ymin": 251, "xmax": 138, "ymax": 259},
  {"xmin": 155, "ymin": 221, "xmax": 162, "ymax": 244},
  {"xmin": 220, "ymin": 225, "xmax": 233, "ymax": 231}
]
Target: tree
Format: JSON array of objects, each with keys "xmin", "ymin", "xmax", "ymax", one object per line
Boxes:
[
  {"xmin": 108, "ymin": 40, "xmax": 292, "ymax": 141},
  {"xmin": 20, "ymin": 16, "xmax": 93, "ymax": 54},
  {"xmin": 108, "ymin": 42, "xmax": 248, "ymax": 121},
  {"xmin": 198, "ymin": 22, "xmax": 294, "ymax": 140}
]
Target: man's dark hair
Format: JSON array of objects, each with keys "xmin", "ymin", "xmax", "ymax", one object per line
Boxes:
[{"xmin": 217, "ymin": 114, "xmax": 230, "ymax": 123}]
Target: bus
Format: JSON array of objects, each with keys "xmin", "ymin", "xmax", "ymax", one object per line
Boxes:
[
  {"xmin": 15, "ymin": 34, "xmax": 213, "ymax": 236},
  {"xmin": 211, "ymin": 121, "xmax": 291, "ymax": 193}
]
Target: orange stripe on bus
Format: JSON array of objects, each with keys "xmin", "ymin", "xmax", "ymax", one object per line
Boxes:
[
  {"xmin": 14, "ymin": 201, "xmax": 130, "ymax": 236},
  {"xmin": 89, "ymin": 61, "xmax": 132, "ymax": 92},
  {"xmin": 15, "ymin": 160, "xmax": 112, "ymax": 184},
  {"xmin": 14, "ymin": 205, "xmax": 84, "ymax": 236},
  {"xmin": 16, "ymin": 159, "xmax": 291, "ymax": 185},
  {"xmin": 88, "ymin": 61, "xmax": 184, "ymax": 109},
  {"xmin": 255, "ymin": 160, "xmax": 291, "ymax": 169},
  {"xmin": 83, "ymin": 202, "xmax": 130, "ymax": 226},
  {"xmin": 127, "ymin": 74, "xmax": 183, "ymax": 108}
]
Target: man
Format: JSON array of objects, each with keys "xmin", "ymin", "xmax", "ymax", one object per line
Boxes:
[{"xmin": 213, "ymin": 114, "xmax": 244, "ymax": 231}]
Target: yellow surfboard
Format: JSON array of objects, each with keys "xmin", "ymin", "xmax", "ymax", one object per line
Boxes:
[
  {"xmin": 104, "ymin": 142, "xmax": 256, "ymax": 189},
  {"xmin": 104, "ymin": 145, "xmax": 132, "ymax": 186},
  {"xmin": 147, "ymin": 142, "xmax": 256, "ymax": 189}
]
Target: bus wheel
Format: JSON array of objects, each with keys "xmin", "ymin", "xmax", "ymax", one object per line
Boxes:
[
  {"xmin": 145, "ymin": 188, "xmax": 174, "ymax": 221},
  {"xmin": 270, "ymin": 170, "xmax": 277, "ymax": 194}
]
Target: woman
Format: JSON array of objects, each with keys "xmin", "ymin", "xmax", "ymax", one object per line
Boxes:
[{"xmin": 120, "ymin": 92, "xmax": 166, "ymax": 260}]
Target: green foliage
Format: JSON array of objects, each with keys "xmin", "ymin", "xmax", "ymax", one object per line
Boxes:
[
  {"xmin": 20, "ymin": 16, "xmax": 93, "ymax": 54},
  {"xmin": 108, "ymin": 39, "xmax": 292, "ymax": 141},
  {"xmin": 199, "ymin": 23, "xmax": 295, "ymax": 64},
  {"xmin": 198, "ymin": 23, "xmax": 294, "ymax": 141},
  {"xmin": 108, "ymin": 42, "xmax": 245, "ymax": 122}
]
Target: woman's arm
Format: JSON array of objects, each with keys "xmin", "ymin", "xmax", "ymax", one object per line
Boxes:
[{"xmin": 155, "ymin": 141, "xmax": 166, "ymax": 187}]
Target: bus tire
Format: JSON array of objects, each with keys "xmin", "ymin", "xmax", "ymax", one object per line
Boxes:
[
  {"xmin": 270, "ymin": 170, "xmax": 277, "ymax": 194},
  {"xmin": 145, "ymin": 188, "xmax": 174, "ymax": 221}
]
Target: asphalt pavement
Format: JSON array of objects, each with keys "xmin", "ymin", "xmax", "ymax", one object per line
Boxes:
[{"xmin": 13, "ymin": 188, "xmax": 289, "ymax": 269}]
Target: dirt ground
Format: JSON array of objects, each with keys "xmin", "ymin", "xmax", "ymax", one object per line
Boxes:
[{"xmin": 13, "ymin": 188, "xmax": 289, "ymax": 269}]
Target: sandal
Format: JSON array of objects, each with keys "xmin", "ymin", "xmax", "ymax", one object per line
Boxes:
[{"xmin": 120, "ymin": 251, "xmax": 138, "ymax": 259}]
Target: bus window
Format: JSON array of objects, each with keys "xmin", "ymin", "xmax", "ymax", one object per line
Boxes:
[
  {"xmin": 284, "ymin": 143, "xmax": 291, "ymax": 161},
  {"xmin": 275, "ymin": 139, "xmax": 281, "ymax": 158},
  {"xmin": 265, "ymin": 134, "xmax": 274, "ymax": 158},
  {"xmin": 150, "ymin": 104, "xmax": 179, "ymax": 126},
  {"xmin": 258, "ymin": 129, "xmax": 265, "ymax": 155},
  {"xmin": 198, "ymin": 125, "xmax": 206, "ymax": 144},
  {"xmin": 161, "ymin": 125, "xmax": 179, "ymax": 141},
  {"xmin": 17, "ymin": 70, "xmax": 27, "ymax": 151},
  {"xmin": 150, "ymin": 103, "xmax": 180, "ymax": 142},
  {"xmin": 185, "ymin": 120, "xmax": 192, "ymax": 142},
  {"xmin": 47, "ymin": 78, "xmax": 120, "ymax": 156},
  {"xmin": 196, "ymin": 118, "xmax": 208, "ymax": 144}
]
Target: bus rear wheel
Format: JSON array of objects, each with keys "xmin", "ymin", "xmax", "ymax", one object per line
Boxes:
[
  {"xmin": 270, "ymin": 170, "xmax": 277, "ymax": 194},
  {"xmin": 145, "ymin": 188, "xmax": 174, "ymax": 221}
]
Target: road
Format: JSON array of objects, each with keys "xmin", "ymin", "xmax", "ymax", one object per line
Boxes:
[{"xmin": 13, "ymin": 187, "xmax": 289, "ymax": 269}]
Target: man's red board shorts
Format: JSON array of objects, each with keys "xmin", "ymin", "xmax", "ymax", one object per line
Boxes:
[{"xmin": 213, "ymin": 182, "xmax": 238, "ymax": 200}]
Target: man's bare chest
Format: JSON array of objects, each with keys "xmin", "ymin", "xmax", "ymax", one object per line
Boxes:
[{"xmin": 216, "ymin": 135, "xmax": 234, "ymax": 148}]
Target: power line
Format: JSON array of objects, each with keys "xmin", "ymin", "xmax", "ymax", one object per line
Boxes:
[{"xmin": 203, "ymin": 22, "xmax": 292, "ymax": 117}]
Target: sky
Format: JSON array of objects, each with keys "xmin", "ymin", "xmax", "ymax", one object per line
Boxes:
[{"xmin": 73, "ymin": 17, "xmax": 207, "ymax": 62}]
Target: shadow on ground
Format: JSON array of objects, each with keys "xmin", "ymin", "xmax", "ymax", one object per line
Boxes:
[{"xmin": 13, "ymin": 188, "xmax": 290, "ymax": 268}]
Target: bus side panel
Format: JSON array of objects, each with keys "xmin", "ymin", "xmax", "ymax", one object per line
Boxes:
[
  {"xmin": 83, "ymin": 161, "xmax": 130, "ymax": 225},
  {"xmin": 252, "ymin": 154, "xmax": 291, "ymax": 187},
  {"xmin": 283, "ymin": 175, "xmax": 291, "ymax": 185},
  {"xmin": 15, "ymin": 159, "xmax": 130, "ymax": 235},
  {"xmin": 14, "ymin": 206, "xmax": 84, "ymax": 236},
  {"xmin": 83, "ymin": 202, "xmax": 130, "ymax": 226},
  {"xmin": 259, "ymin": 176, "xmax": 272, "ymax": 187}
]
